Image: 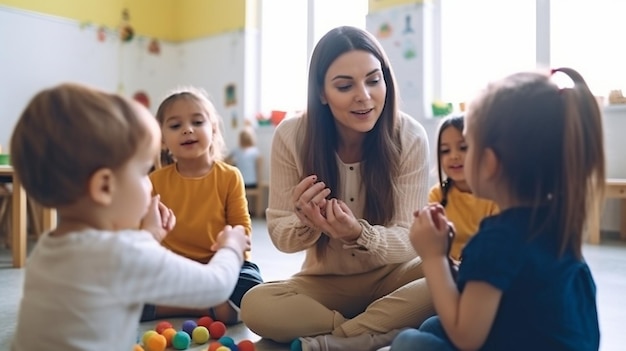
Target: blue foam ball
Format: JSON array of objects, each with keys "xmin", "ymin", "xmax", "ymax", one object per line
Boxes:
[
  {"xmin": 172, "ymin": 331, "xmax": 191, "ymax": 350},
  {"xmin": 181, "ymin": 319, "xmax": 197, "ymax": 335},
  {"xmin": 218, "ymin": 336, "xmax": 235, "ymax": 347},
  {"xmin": 290, "ymin": 338, "xmax": 303, "ymax": 351}
]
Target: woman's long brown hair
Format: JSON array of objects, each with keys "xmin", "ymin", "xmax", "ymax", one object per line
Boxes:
[{"xmin": 301, "ymin": 26, "xmax": 402, "ymax": 257}]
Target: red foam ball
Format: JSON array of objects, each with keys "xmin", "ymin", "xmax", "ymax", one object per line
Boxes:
[
  {"xmin": 208, "ymin": 321, "xmax": 227, "ymax": 339},
  {"xmin": 197, "ymin": 315, "xmax": 214, "ymax": 329},
  {"xmin": 238, "ymin": 339, "xmax": 256, "ymax": 351},
  {"xmin": 155, "ymin": 321, "xmax": 174, "ymax": 334},
  {"xmin": 208, "ymin": 341, "xmax": 223, "ymax": 351}
]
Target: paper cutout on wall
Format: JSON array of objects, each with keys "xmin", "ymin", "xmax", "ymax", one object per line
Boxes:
[
  {"xmin": 148, "ymin": 38, "xmax": 161, "ymax": 55},
  {"xmin": 119, "ymin": 9, "xmax": 134, "ymax": 42},
  {"xmin": 403, "ymin": 14, "xmax": 414, "ymax": 34},
  {"xmin": 133, "ymin": 91, "xmax": 150, "ymax": 109},
  {"xmin": 377, "ymin": 23, "xmax": 393, "ymax": 39},
  {"xmin": 97, "ymin": 26, "xmax": 106, "ymax": 42},
  {"xmin": 225, "ymin": 84, "xmax": 237, "ymax": 107}
]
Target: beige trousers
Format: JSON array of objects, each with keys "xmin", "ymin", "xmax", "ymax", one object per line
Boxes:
[{"xmin": 240, "ymin": 257, "xmax": 434, "ymax": 343}]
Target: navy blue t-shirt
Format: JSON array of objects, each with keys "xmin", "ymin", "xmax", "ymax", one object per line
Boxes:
[{"xmin": 457, "ymin": 207, "xmax": 600, "ymax": 351}]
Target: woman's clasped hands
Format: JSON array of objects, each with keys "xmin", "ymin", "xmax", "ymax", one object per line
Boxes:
[{"xmin": 292, "ymin": 175, "xmax": 362, "ymax": 242}]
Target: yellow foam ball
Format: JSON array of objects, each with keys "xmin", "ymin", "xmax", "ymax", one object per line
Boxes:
[
  {"xmin": 192, "ymin": 326, "xmax": 210, "ymax": 344},
  {"xmin": 216, "ymin": 346, "xmax": 231, "ymax": 351},
  {"xmin": 142, "ymin": 330, "xmax": 158, "ymax": 346},
  {"xmin": 145, "ymin": 333, "xmax": 167, "ymax": 351}
]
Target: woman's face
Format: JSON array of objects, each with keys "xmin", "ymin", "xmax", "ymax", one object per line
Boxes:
[{"xmin": 322, "ymin": 50, "xmax": 387, "ymax": 140}]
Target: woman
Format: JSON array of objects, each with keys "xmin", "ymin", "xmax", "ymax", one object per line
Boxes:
[{"xmin": 241, "ymin": 26, "xmax": 433, "ymax": 351}]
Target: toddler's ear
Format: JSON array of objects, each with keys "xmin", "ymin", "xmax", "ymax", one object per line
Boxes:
[
  {"xmin": 88, "ymin": 168, "xmax": 115, "ymax": 206},
  {"xmin": 483, "ymin": 147, "xmax": 500, "ymax": 180}
]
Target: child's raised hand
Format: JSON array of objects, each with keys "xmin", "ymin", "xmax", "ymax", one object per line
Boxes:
[
  {"xmin": 141, "ymin": 195, "xmax": 170, "ymax": 242},
  {"xmin": 410, "ymin": 204, "xmax": 451, "ymax": 260},
  {"xmin": 211, "ymin": 225, "xmax": 251, "ymax": 255},
  {"xmin": 158, "ymin": 201, "xmax": 176, "ymax": 231}
]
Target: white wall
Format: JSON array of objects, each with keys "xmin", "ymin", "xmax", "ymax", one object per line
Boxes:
[
  {"xmin": 0, "ymin": 6, "xmax": 179, "ymax": 148},
  {"xmin": 0, "ymin": 6, "xmax": 254, "ymax": 156}
]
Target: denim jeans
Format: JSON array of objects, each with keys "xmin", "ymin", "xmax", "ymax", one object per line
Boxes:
[{"xmin": 390, "ymin": 316, "xmax": 457, "ymax": 351}]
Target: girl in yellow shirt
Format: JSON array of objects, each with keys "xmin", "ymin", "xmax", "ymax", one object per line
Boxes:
[
  {"xmin": 141, "ymin": 87, "xmax": 262, "ymax": 324},
  {"xmin": 429, "ymin": 115, "xmax": 499, "ymax": 261}
]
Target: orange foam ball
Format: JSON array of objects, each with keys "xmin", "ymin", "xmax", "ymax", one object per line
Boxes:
[
  {"xmin": 238, "ymin": 339, "xmax": 256, "ymax": 351},
  {"xmin": 155, "ymin": 321, "xmax": 174, "ymax": 334},
  {"xmin": 145, "ymin": 333, "xmax": 167, "ymax": 351},
  {"xmin": 133, "ymin": 344, "xmax": 145, "ymax": 351},
  {"xmin": 208, "ymin": 321, "xmax": 226, "ymax": 339},
  {"xmin": 161, "ymin": 327, "xmax": 177, "ymax": 347},
  {"xmin": 197, "ymin": 315, "xmax": 214, "ymax": 329},
  {"xmin": 208, "ymin": 341, "xmax": 223, "ymax": 351},
  {"xmin": 142, "ymin": 330, "xmax": 158, "ymax": 346}
]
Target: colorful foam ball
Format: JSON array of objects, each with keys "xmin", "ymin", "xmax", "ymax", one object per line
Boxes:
[
  {"xmin": 290, "ymin": 338, "xmax": 302, "ymax": 351},
  {"xmin": 133, "ymin": 344, "xmax": 145, "ymax": 351},
  {"xmin": 218, "ymin": 336, "xmax": 235, "ymax": 347},
  {"xmin": 238, "ymin": 339, "xmax": 255, "ymax": 351},
  {"xmin": 197, "ymin": 315, "xmax": 214, "ymax": 329},
  {"xmin": 161, "ymin": 327, "xmax": 177, "ymax": 347},
  {"xmin": 182, "ymin": 319, "xmax": 198, "ymax": 335},
  {"xmin": 192, "ymin": 326, "xmax": 210, "ymax": 344},
  {"xmin": 145, "ymin": 333, "xmax": 166, "ymax": 351},
  {"xmin": 142, "ymin": 330, "xmax": 158, "ymax": 346},
  {"xmin": 172, "ymin": 331, "xmax": 191, "ymax": 350},
  {"xmin": 208, "ymin": 321, "xmax": 227, "ymax": 339},
  {"xmin": 155, "ymin": 321, "xmax": 174, "ymax": 334},
  {"xmin": 216, "ymin": 346, "xmax": 231, "ymax": 351},
  {"xmin": 208, "ymin": 341, "xmax": 223, "ymax": 351}
]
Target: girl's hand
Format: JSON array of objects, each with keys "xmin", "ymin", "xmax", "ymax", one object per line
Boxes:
[
  {"xmin": 158, "ymin": 201, "xmax": 176, "ymax": 231},
  {"xmin": 211, "ymin": 225, "xmax": 251, "ymax": 254},
  {"xmin": 410, "ymin": 204, "xmax": 451, "ymax": 260},
  {"xmin": 292, "ymin": 175, "xmax": 331, "ymax": 229},
  {"xmin": 141, "ymin": 195, "xmax": 169, "ymax": 242}
]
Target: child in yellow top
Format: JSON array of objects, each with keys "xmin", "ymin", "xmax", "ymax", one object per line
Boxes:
[
  {"xmin": 141, "ymin": 87, "xmax": 262, "ymax": 324},
  {"xmin": 429, "ymin": 115, "xmax": 498, "ymax": 260}
]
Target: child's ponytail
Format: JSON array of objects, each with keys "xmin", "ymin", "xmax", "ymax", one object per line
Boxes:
[{"xmin": 551, "ymin": 68, "xmax": 605, "ymax": 258}]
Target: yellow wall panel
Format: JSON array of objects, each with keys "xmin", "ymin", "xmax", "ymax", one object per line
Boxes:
[
  {"xmin": 0, "ymin": 0, "xmax": 245, "ymax": 41},
  {"xmin": 369, "ymin": 0, "xmax": 424, "ymax": 12},
  {"xmin": 176, "ymin": 0, "xmax": 245, "ymax": 40}
]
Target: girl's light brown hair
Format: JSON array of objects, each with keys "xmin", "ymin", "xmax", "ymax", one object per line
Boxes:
[
  {"xmin": 10, "ymin": 83, "xmax": 153, "ymax": 207},
  {"xmin": 239, "ymin": 127, "xmax": 256, "ymax": 148},
  {"xmin": 154, "ymin": 87, "xmax": 226, "ymax": 168},
  {"xmin": 467, "ymin": 68, "xmax": 605, "ymax": 258},
  {"xmin": 302, "ymin": 26, "xmax": 402, "ymax": 257}
]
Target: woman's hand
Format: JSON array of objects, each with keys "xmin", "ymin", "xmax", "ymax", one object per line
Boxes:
[
  {"xmin": 322, "ymin": 199, "xmax": 362, "ymax": 242},
  {"xmin": 410, "ymin": 203, "xmax": 451, "ymax": 260},
  {"xmin": 292, "ymin": 175, "xmax": 331, "ymax": 229}
]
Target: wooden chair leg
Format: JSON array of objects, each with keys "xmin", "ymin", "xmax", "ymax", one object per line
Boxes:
[
  {"xmin": 0, "ymin": 197, "xmax": 10, "ymax": 248},
  {"xmin": 27, "ymin": 198, "xmax": 43, "ymax": 238}
]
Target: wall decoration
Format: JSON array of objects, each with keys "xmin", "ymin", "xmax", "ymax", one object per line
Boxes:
[
  {"xmin": 148, "ymin": 38, "xmax": 161, "ymax": 55},
  {"xmin": 225, "ymin": 84, "xmax": 237, "ymax": 107},
  {"xmin": 119, "ymin": 8, "xmax": 134, "ymax": 42},
  {"xmin": 97, "ymin": 26, "xmax": 107, "ymax": 42},
  {"xmin": 133, "ymin": 91, "xmax": 150, "ymax": 109},
  {"xmin": 377, "ymin": 23, "xmax": 393, "ymax": 39}
]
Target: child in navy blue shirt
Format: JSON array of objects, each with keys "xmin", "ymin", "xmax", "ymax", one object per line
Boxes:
[{"xmin": 392, "ymin": 67, "xmax": 603, "ymax": 351}]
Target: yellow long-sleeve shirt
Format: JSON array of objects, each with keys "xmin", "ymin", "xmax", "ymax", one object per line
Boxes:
[
  {"xmin": 150, "ymin": 161, "xmax": 252, "ymax": 263},
  {"xmin": 429, "ymin": 184, "xmax": 499, "ymax": 260}
]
